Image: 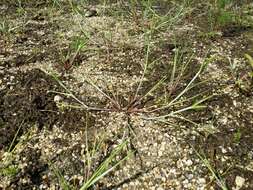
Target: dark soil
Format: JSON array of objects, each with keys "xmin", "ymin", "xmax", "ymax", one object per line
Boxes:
[{"xmin": 0, "ymin": 69, "xmax": 90, "ymax": 150}]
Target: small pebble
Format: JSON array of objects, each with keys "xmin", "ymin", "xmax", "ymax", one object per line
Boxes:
[
  {"xmin": 54, "ymin": 95, "xmax": 62, "ymax": 102},
  {"xmin": 185, "ymin": 159, "xmax": 193, "ymax": 166},
  {"xmin": 198, "ymin": 178, "xmax": 206, "ymax": 184},
  {"xmin": 85, "ymin": 9, "xmax": 97, "ymax": 17},
  {"xmin": 235, "ymin": 176, "xmax": 245, "ymax": 189}
]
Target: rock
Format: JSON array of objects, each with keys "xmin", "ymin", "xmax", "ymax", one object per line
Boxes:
[
  {"xmin": 235, "ymin": 176, "xmax": 245, "ymax": 189},
  {"xmin": 198, "ymin": 178, "xmax": 206, "ymax": 184},
  {"xmin": 185, "ymin": 159, "xmax": 193, "ymax": 166},
  {"xmin": 84, "ymin": 9, "xmax": 97, "ymax": 17},
  {"xmin": 54, "ymin": 95, "xmax": 62, "ymax": 102}
]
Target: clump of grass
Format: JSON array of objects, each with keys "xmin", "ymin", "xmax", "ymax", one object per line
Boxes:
[
  {"xmin": 126, "ymin": 0, "xmax": 190, "ymax": 35},
  {"xmin": 230, "ymin": 54, "xmax": 253, "ymax": 94},
  {"xmin": 58, "ymin": 36, "xmax": 88, "ymax": 72},
  {"xmin": 50, "ymin": 112, "xmax": 133, "ymax": 189},
  {"xmin": 227, "ymin": 54, "xmax": 253, "ymax": 95},
  {"xmin": 0, "ymin": 126, "xmax": 33, "ymax": 183},
  {"xmin": 51, "ymin": 166, "xmax": 74, "ymax": 190},
  {"xmin": 80, "ymin": 140, "xmax": 132, "ymax": 190},
  {"xmin": 0, "ymin": 20, "xmax": 17, "ymax": 34},
  {"xmin": 15, "ymin": 0, "xmax": 26, "ymax": 15},
  {"xmin": 0, "ymin": 20, "xmax": 10, "ymax": 34},
  {"xmin": 0, "ymin": 18, "xmax": 28, "ymax": 35},
  {"xmin": 49, "ymin": 1, "xmax": 214, "ymax": 119},
  {"xmin": 245, "ymin": 54, "xmax": 253, "ymax": 79},
  {"xmin": 144, "ymin": 56, "xmax": 213, "ymax": 121},
  {"xmin": 239, "ymin": 53, "xmax": 253, "ymax": 92},
  {"xmin": 233, "ymin": 128, "xmax": 242, "ymax": 144},
  {"xmin": 51, "ymin": 0, "xmax": 62, "ymax": 8},
  {"xmin": 50, "ymin": 46, "xmax": 213, "ymax": 125},
  {"xmin": 205, "ymin": 0, "xmax": 239, "ymax": 30},
  {"xmin": 47, "ymin": 0, "xmax": 215, "ymax": 126},
  {"xmin": 51, "ymin": 140, "xmax": 133, "ymax": 190},
  {"xmin": 215, "ymin": 0, "xmax": 235, "ymax": 27},
  {"xmin": 0, "ymin": 165, "xmax": 19, "ymax": 178}
]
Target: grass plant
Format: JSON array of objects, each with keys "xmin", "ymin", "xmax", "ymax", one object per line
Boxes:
[
  {"xmin": 49, "ymin": 0, "xmax": 212, "ymax": 119},
  {"xmin": 128, "ymin": 0, "xmax": 190, "ymax": 35},
  {"xmin": 51, "ymin": 0, "xmax": 62, "ymax": 8},
  {"xmin": 0, "ymin": 20, "xmax": 19, "ymax": 34},
  {"xmin": 194, "ymin": 148, "xmax": 229, "ymax": 190},
  {"xmin": 80, "ymin": 140, "xmax": 132, "ymax": 190},
  {"xmin": 50, "ymin": 47, "xmax": 213, "ymax": 124},
  {"xmin": 245, "ymin": 54, "xmax": 253, "ymax": 79},
  {"xmin": 199, "ymin": 0, "xmax": 242, "ymax": 31},
  {"xmin": 52, "ymin": 140, "xmax": 133, "ymax": 190},
  {"xmin": 228, "ymin": 54, "xmax": 253, "ymax": 94},
  {"xmin": 59, "ymin": 36, "xmax": 88, "ymax": 71},
  {"xmin": 0, "ymin": 20, "xmax": 11, "ymax": 34}
]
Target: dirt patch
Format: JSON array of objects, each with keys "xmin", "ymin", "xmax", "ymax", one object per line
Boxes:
[
  {"xmin": 0, "ymin": 69, "xmax": 92, "ymax": 151},
  {"xmin": 222, "ymin": 25, "xmax": 252, "ymax": 38},
  {"xmin": 9, "ymin": 148, "xmax": 48, "ymax": 189},
  {"xmin": 190, "ymin": 92, "xmax": 253, "ymax": 189}
]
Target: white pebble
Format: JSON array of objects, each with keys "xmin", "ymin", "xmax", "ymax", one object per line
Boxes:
[
  {"xmin": 198, "ymin": 178, "xmax": 206, "ymax": 184},
  {"xmin": 185, "ymin": 159, "xmax": 193, "ymax": 166},
  {"xmin": 235, "ymin": 176, "xmax": 245, "ymax": 189},
  {"xmin": 54, "ymin": 95, "xmax": 62, "ymax": 102}
]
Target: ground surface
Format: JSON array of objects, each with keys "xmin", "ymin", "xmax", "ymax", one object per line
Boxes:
[{"xmin": 0, "ymin": 1, "xmax": 253, "ymax": 190}]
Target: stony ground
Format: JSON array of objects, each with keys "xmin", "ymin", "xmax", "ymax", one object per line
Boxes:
[{"xmin": 0, "ymin": 1, "xmax": 253, "ymax": 190}]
